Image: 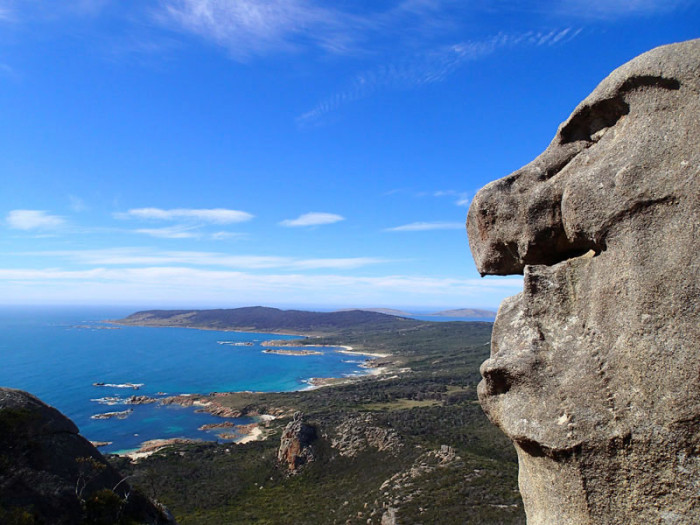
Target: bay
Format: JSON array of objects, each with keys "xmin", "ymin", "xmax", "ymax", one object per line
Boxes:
[{"xmin": 0, "ymin": 306, "xmax": 372, "ymax": 453}]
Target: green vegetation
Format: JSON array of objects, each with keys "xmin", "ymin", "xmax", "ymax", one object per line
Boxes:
[
  {"xmin": 360, "ymin": 398, "xmax": 441, "ymax": 411},
  {"xmin": 110, "ymin": 316, "xmax": 524, "ymax": 524}
]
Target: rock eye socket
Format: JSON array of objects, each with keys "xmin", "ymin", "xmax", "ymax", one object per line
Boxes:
[{"xmin": 560, "ymin": 75, "xmax": 680, "ymax": 144}]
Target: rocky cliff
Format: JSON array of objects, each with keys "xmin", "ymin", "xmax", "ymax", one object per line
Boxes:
[
  {"xmin": 0, "ymin": 387, "xmax": 175, "ymax": 524},
  {"xmin": 467, "ymin": 39, "xmax": 699, "ymax": 524}
]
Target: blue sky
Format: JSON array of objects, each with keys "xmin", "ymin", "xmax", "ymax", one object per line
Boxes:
[{"xmin": 0, "ymin": 1, "xmax": 697, "ymax": 310}]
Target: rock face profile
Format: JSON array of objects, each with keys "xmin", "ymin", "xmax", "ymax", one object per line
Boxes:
[
  {"xmin": 0, "ymin": 387, "xmax": 175, "ymax": 524},
  {"xmin": 467, "ymin": 39, "xmax": 699, "ymax": 524}
]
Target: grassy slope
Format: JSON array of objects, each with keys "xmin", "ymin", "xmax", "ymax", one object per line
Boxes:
[{"xmin": 110, "ymin": 316, "xmax": 524, "ymax": 524}]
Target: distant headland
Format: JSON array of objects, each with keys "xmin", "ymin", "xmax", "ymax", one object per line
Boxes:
[{"xmin": 111, "ymin": 305, "xmax": 495, "ymax": 335}]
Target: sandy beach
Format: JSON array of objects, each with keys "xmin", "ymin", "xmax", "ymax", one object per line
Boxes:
[{"xmin": 235, "ymin": 426, "xmax": 263, "ymax": 444}]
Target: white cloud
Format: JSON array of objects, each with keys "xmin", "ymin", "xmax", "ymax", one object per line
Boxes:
[
  {"xmin": 134, "ymin": 225, "xmax": 199, "ymax": 239},
  {"xmin": 22, "ymin": 248, "xmax": 387, "ymax": 271},
  {"xmin": 0, "ymin": 266, "xmax": 523, "ymax": 308},
  {"xmin": 117, "ymin": 207, "xmax": 254, "ymax": 224},
  {"xmin": 5, "ymin": 210, "xmax": 66, "ymax": 230},
  {"xmin": 280, "ymin": 212, "xmax": 345, "ymax": 227},
  {"xmin": 385, "ymin": 221, "xmax": 464, "ymax": 232}
]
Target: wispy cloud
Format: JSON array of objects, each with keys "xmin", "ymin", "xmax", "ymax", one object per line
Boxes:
[
  {"xmin": 134, "ymin": 225, "xmax": 200, "ymax": 239},
  {"xmin": 156, "ymin": 0, "xmax": 351, "ymax": 60},
  {"xmin": 132, "ymin": 227, "xmax": 243, "ymax": 241},
  {"xmin": 385, "ymin": 221, "xmax": 464, "ymax": 232},
  {"xmin": 5, "ymin": 210, "xmax": 66, "ymax": 230},
  {"xmin": 280, "ymin": 212, "xmax": 345, "ymax": 227},
  {"xmin": 297, "ymin": 28, "xmax": 579, "ymax": 126},
  {"xmin": 117, "ymin": 207, "xmax": 254, "ymax": 224},
  {"xmin": 433, "ymin": 190, "xmax": 471, "ymax": 207},
  {"xmin": 22, "ymin": 248, "xmax": 386, "ymax": 271}
]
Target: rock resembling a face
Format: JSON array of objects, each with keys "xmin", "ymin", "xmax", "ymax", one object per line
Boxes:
[{"xmin": 467, "ymin": 39, "xmax": 699, "ymax": 522}]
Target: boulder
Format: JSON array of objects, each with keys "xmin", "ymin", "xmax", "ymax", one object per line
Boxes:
[
  {"xmin": 467, "ymin": 39, "xmax": 700, "ymax": 524},
  {"xmin": 0, "ymin": 387, "xmax": 175, "ymax": 524}
]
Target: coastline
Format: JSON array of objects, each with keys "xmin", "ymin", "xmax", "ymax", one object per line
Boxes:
[
  {"xmin": 107, "ymin": 319, "xmax": 315, "ymax": 338},
  {"xmin": 99, "ymin": 321, "xmax": 398, "ymax": 454}
]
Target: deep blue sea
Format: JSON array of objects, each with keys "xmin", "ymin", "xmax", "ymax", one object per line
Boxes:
[{"xmin": 0, "ymin": 306, "xmax": 374, "ymax": 454}]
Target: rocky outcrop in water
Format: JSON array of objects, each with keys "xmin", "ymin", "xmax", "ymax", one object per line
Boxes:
[
  {"xmin": 467, "ymin": 39, "xmax": 700, "ymax": 524},
  {"xmin": 277, "ymin": 412, "xmax": 317, "ymax": 472},
  {"xmin": 0, "ymin": 387, "xmax": 175, "ymax": 524}
]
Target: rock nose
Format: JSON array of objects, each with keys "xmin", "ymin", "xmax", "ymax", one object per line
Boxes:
[{"xmin": 466, "ymin": 147, "xmax": 590, "ymax": 277}]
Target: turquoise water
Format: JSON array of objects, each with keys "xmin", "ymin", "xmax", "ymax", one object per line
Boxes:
[{"xmin": 0, "ymin": 306, "xmax": 372, "ymax": 453}]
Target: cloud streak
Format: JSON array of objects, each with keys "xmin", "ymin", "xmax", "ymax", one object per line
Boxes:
[
  {"xmin": 386, "ymin": 221, "xmax": 464, "ymax": 232},
  {"xmin": 134, "ymin": 225, "xmax": 200, "ymax": 239},
  {"xmin": 117, "ymin": 207, "xmax": 254, "ymax": 224},
  {"xmin": 5, "ymin": 210, "xmax": 66, "ymax": 230},
  {"xmin": 21, "ymin": 248, "xmax": 386, "ymax": 271},
  {"xmin": 297, "ymin": 28, "xmax": 580, "ymax": 126},
  {"xmin": 280, "ymin": 212, "xmax": 345, "ymax": 227}
]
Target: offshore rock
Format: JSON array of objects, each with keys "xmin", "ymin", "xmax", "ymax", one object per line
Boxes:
[
  {"xmin": 277, "ymin": 412, "xmax": 317, "ymax": 472},
  {"xmin": 467, "ymin": 39, "xmax": 700, "ymax": 524},
  {"xmin": 0, "ymin": 387, "xmax": 175, "ymax": 524}
]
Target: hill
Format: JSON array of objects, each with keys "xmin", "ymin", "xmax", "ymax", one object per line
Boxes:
[
  {"xmin": 428, "ymin": 308, "xmax": 496, "ymax": 318},
  {"xmin": 114, "ymin": 306, "xmax": 421, "ymax": 335}
]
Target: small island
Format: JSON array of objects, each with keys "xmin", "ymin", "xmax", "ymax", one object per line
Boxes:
[
  {"xmin": 262, "ymin": 348, "xmax": 323, "ymax": 356},
  {"xmin": 91, "ymin": 409, "xmax": 133, "ymax": 420},
  {"xmin": 93, "ymin": 382, "xmax": 144, "ymax": 390}
]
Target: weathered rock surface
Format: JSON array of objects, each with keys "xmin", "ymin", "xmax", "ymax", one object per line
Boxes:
[
  {"xmin": 0, "ymin": 387, "xmax": 175, "ymax": 524},
  {"xmin": 467, "ymin": 39, "xmax": 700, "ymax": 524},
  {"xmin": 277, "ymin": 412, "xmax": 317, "ymax": 472}
]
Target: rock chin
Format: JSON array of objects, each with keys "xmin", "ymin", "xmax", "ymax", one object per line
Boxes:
[{"xmin": 467, "ymin": 39, "xmax": 700, "ymax": 524}]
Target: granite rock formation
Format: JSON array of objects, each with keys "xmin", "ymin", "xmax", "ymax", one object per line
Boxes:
[
  {"xmin": 0, "ymin": 387, "xmax": 175, "ymax": 524},
  {"xmin": 467, "ymin": 39, "xmax": 699, "ymax": 524},
  {"xmin": 331, "ymin": 414, "xmax": 403, "ymax": 457},
  {"xmin": 277, "ymin": 412, "xmax": 317, "ymax": 472}
]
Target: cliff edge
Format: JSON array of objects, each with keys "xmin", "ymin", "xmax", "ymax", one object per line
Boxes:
[{"xmin": 467, "ymin": 39, "xmax": 699, "ymax": 524}]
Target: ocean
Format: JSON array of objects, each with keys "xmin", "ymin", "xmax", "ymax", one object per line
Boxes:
[{"xmin": 0, "ymin": 306, "xmax": 374, "ymax": 454}]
